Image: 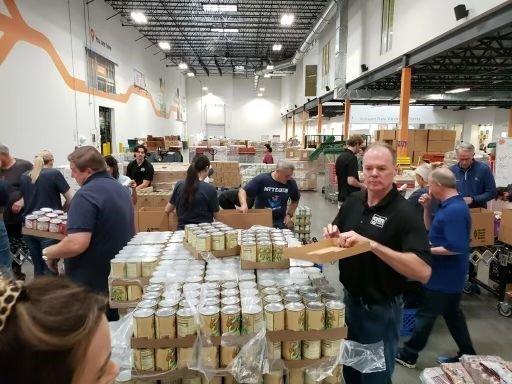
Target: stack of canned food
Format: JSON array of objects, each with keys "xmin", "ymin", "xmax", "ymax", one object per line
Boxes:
[
  {"xmin": 185, "ymin": 223, "xmax": 240, "ymax": 252},
  {"xmin": 293, "ymin": 206, "xmax": 312, "ymax": 242},
  {"xmin": 24, "ymin": 207, "xmax": 67, "ymax": 234},
  {"xmin": 240, "ymin": 228, "xmax": 295, "ymax": 264}
]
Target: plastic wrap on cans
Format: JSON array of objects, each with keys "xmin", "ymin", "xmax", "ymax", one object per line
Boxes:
[
  {"xmin": 227, "ymin": 328, "xmax": 269, "ymax": 384},
  {"xmin": 221, "ymin": 305, "xmax": 241, "ymax": 367}
]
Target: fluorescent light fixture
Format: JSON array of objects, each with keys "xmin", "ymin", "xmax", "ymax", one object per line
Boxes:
[
  {"xmin": 470, "ymin": 106, "xmax": 486, "ymax": 110},
  {"xmin": 272, "ymin": 44, "xmax": 283, "ymax": 51},
  {"xmin": 259, "ymin": 87, "xmax": 265, "ymax": 92},
  {"xmin": 445, "ymin": 87, "xmax": 470, "ymax": 94},
  {"xmin": 428, "ymin": 94, "xmax": 444, "ymax": 99},
  {"xmin": 130, "ymin": 11, "xmax": 147, "ymax": 24},
  {"xmin": 178, "ymin": 62, "xmax": 188, "ymax": 70},
  {"xmin": 234, "ymin": 65, "xmax": 245, "ymax": 71},
  {"xmin": 257, "ymin": 93, "xmax": 263, "ymax": 97},
  {"xmin": 203, "ymin": 4, "xmax": 237, "ymax": 13},
  {"xmin": 211, "ymin": 28, "xmax": 239, "ymax": 33},
  {"xmin": 264, "ymin": 73, "xmax": 271, "ymax": 78},
  {"xmin": 202, "ymin": 86, "xmax": 208, "ymax": 91},
  {"xmin": 266, "ymin": 65, "xmax": 274, "ymax": 70},
  {"xmin": 280, "ymin": 13, "xmax": 295, "ymax": 26},
  {"xmin": 409, "ymin": 98, "xmax": 416, "ymax": 103},
  {"xmin": 158, "ymin": 41, "xmax": 171, "ymax": 50},
  {"xmin": 187, "ymin": 72, "xmax": 195, "ymax": 77}
]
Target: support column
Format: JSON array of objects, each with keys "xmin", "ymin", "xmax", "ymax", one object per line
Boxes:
[
  {"xmin": 508, "ymin": 107, "xmax": 512, "ymax": 137},
  {"xmin": 343, "ymin": 98, "xmax": 351, "ymax": 139},
  {"xmin": 302, "ymin": 110, "xmax": 307, "ymax": 145},
  {"xmin": 317, "ymin": 102, "xmax": 323, "ymax": 135},
  {"xmin": 292, "ymin": 114, "xmax": 296, "ymax": 140},
  {"xmin": 285, "ymin": 116, "xmax": 288, "ymax": 141},
  {"xmin": 398, "ymin": 67, "xmax": 412, "ymax": 159}
]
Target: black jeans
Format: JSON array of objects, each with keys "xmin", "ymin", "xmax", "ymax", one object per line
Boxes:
[{"xmin": 401, "ymin": 288, "xmax": 476, "ymax": 362}]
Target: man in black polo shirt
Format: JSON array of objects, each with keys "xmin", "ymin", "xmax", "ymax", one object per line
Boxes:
[
  {"xmin": 43, "ymin": 146, "xmax": 134, "ymax": 321},
  {"xmin": 324, "ymin": 142, "xmax": 432, "ymax": 384},
  {"xmin": 335, "ymin": 134, "xmax": 366, "ymax": 207},
  {"xmin": 126, "ymin": 144, "xmax": 154, "ymax": 190}
]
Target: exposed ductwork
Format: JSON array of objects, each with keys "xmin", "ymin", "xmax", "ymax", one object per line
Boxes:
[{"xmin": 254, "ymin": 0, "xmax": 338, "ymax": 78}]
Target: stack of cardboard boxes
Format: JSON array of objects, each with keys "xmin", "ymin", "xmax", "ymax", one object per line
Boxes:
[
  {"xmin": 375, "ymin": 129, "xmax": 456, "ymax": 164},
  {"xmin": 210, "ymin": 161, "xmax": 241, "ymax": 188},
  {"xmin": 152, "ymin": 163, "xmax": 188, "ymax": 191},
  {"xmin": 285, "ymin": 147, "xmax": 314, "ymax": 161}
]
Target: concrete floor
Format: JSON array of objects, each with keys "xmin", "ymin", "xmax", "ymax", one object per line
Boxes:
[{"xmin": 299, "ymin": 189, "xmax": 512, "ymax": 383}]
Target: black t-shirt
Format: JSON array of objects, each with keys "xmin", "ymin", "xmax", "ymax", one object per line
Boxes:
[
  {"xmin": 335, "ymin": 149, "xmax": 360, "ymax": 202},
  {"xmin": 66, "ymin": 172, "xmax": 134, "ymax": 293},
  {"xmin": 126, "ymin": 159, "xmax": 154, "ymax": 186},
  {"xmin": 170, "ymin": 180, "xmax": 220, "ymax": 229},
  {"xmin": 0, "ymin": 181, "xmax": 8, "ymax": 208},
  {"xmin": 0, "ymin": 158, "xmax": 33, "ymax": 224},
  {"xmin": 219, "ymin": 188, "xmax": 254, "ymax": 210},
  {"xmin": 333, "ymin": 188, "xmax": 431, "ymax": 303},
  {"xmin": 20, "ymin": 169, "xmax": 70, "ymax": 219}
]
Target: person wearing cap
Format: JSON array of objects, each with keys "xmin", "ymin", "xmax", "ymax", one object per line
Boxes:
[
  {"xmin": 262, "ymin": 144, "xmax": 274, "ymax": 164},
  {"xmin": 335, "ymin": 135, "xmax": 366, "ymax": 208}
]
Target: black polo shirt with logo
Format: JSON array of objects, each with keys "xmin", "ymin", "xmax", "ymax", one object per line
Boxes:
[
  {"xmin": 335, "ymin": 149, "xmax": 360, "ymax": 202},
  {"xmin": 126, "ymin": 159, "xmax": 154, "ymax": 186},
  {"xmin": 333, "ymin": 188, "xmax": 431, "ymax": 303}
]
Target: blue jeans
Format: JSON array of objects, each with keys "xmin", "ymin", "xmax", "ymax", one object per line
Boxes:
[
  {"xmin": 23, "ymin": 235, "xmax": 57, "ymax": 276},
  {"xmin": 400, "ymin": 289, "xmax": 475, "ymax": 362},
  {"xmin": 343, "ymin": 290, "xmax": 403, "ymax": 384},
  {"xmin": 0, "ymin": 221, "xmax": 11, "ymax": 273}
]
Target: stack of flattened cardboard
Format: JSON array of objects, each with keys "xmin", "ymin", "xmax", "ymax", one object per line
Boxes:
[
  {"xmin": 136, "ymin": 190, "xmax": 172, "ymax": 210},
  {"xmin": 152, "ymin": 163, "xmax": 189, "ymax": 190},
  {"xmin": 210, "ymin": 161, "xmax": 241, "ymax": 188}
]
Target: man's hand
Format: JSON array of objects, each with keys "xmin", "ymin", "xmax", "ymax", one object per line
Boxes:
[
  {"xmin": 11, "ymin": 198, "xmax": 24, "ymax": 214},
  {"xmin": 339, "ymin": 230, "xmax": 371, "ymax": 248},
  {"xmin": 129, "ymin": 180, "xmax": 137, "ymax": 190},
  {"xmin": 284, "ymin": 214, "xmax": 294, "ymax": 229},
  {"xmin": 45, "ymin": 258, "xmax": 59, "ymax": 274},
  {"xmin": 239, "ymin": 203, "xmax": 249, "ymax": 214},
  {"xmin": 418, "ymin": 193, "xmax": 431, "ymax": 208},
  {"xmin": 463, "ymin": 196, "xmax": 474, "ymax": 205},
  {"xmin": 323, "ymin": 224, "xmax": 340, "ymax": 239}
]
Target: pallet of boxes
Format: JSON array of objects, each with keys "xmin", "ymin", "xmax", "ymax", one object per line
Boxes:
[
  {"xmin": 285, "ymin": 148, "xmax": 319, "ymax": 191},
  {"xmin": 210, "ymin": 161, "xmax": 241, "ymax": 189},
  {"xmin": 109, "ymin": 226, "xmax": 380, "ymax": 383}
]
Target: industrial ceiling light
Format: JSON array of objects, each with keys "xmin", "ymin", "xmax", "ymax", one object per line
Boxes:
[
  {"xmin": 130, "ymin": 11, "xmax": 147, "ymax": 24},
  {"xmin": 187, "ymin": 72, "xmax": 195, "ymax": 77},
  {"xmin": 272, "ymin": 44, "xmax": 283, "ymax": 51},
  {"xmin": 264, "ymin": 73, "xmax": 271, "ymax": 78},
  {"xmin": 202, "ymin": 86, "xmax": 208, "ymax": 91},
  {"xmin": 259, "ymin": 87, "xmax": 265, "ymax": 92},
  {"xmin": 470, "ymin": 106, "xmax": 486, "ymax": 110},
  {"xmin": 258, "ymin": 93, "xmax": 263, "ymax": 97},
  {"xmin": 445, "ymin": 87, "xmax": 470, "ymax": 94},
  {"xmin": 266, "ymin": 65, "xmax": 274, "ymax": 70},
  {"xmin": 211, "ymin": 28, "xmax": 239, "ymax": 33},
  {"xmin": 235, "ymin": 65, "xmax": 245, "ymax": 71},
  {"xmin": 203, "ymin": 4, "xmax": 238, "ymax": 13},
  {"xmin": 280, "ymin": 13, "xmax": 295, "ymax": 26},
  {"xmin": 158, "ymin": 41, "xmax": 171, "ymax": 51},
  {"xmin": 178, "ymin": 62, "xmax": 188, "ymax": 70},
  {"xmin": 409, "ymin": 99, "xmax": 417, "ymax": 103}
]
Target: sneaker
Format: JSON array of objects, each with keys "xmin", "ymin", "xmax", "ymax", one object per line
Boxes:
[
  {"xmin": 396, "ymin": 351, "xmax": 416, "ymax": 369},
  {"xmin": 437, "ymin": 355, "xmax": 460, "ymax": 364}
]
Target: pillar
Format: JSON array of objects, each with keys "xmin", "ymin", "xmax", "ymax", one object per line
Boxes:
[
  {"xmin": 398, "ymin": 67, "xmax": 412, "ymax": 159},
  {"xmin": 317, "ymin": 102, "xmax": 323, "ymax": 135},
  {"xmin": 343, "ymin": 98, "xmax": 351, "ymax": 139}
]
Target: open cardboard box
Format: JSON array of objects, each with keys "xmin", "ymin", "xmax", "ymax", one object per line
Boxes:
[
  {"xmin": 283, "ymin": 238, "xmax": 371, "ymax": 264},
  {"xmin": 216, "ymin": 208, "xmax": 272, "ymax": 229},
  {"xmin": 240, "ymin": 260, "xmax": 290, "ymax": 270},
  {"xmin": 183, "ymin": 241, "xmax": 241, "ymax": 259}
]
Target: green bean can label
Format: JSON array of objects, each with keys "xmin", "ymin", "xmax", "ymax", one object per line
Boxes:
[
  {"xmin": 133, "ymin": 348, "xmax": 154, "ymax": 371},
  {"xmin": 303, "ymin": 340, "xmax": 321, "ymax": 359},
  {"xmin": 241, "ymin": 241, "xmax": 257, "ymax": 262},
  {"xmin": 155, "ymin": 347, "xmax": 177, "ymax": 371},
  {"xmin": 325, "ymin": 300, "xmax": 345, "ymax": 328},
  {"xmin": 322, "ymin": 339, "xmax": 341, "ymax": 357},
  {"xmin": 283, "ymin": 340, "xmax": 301, "ymax": 360}
]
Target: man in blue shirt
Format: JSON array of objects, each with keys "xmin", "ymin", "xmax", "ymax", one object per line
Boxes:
[
  {"xmin": 450, "ymin": 142, "xmax": 496, "ymax": 208},
  {"xmin": 396, "ymin": 168, "xmax": 476, "ymax": 368},
  {"xmin": 239, "ymin": 160, "xmax": 301, "ymax": 229},
  {"xmin": 42, "ymin": 146, "xmax": 134, "ymax": 320}
]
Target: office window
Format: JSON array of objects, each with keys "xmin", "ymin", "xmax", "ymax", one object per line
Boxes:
[
  {"xmin": 305, "ymin": 65, "xmax": 317, "ymax": 97},
  {"xmin": 86, "ymin": 48, "xmax": 116, "ymax": 94},
  {"xmin": 380, "ymin": 0, "xmax": 395, "ymax": 54}
]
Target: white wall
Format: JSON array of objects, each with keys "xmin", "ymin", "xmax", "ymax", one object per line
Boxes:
[
  {"xmin": 186, "ymin": 76, "xmax": 283, "ymax": 141},
  {"xmin": 0, "ymin": 0, "xmax": 186, "ymax": 164},
  {"xmin": 346, "ymin": 0, "xmax": 507, "ymax": 82}
]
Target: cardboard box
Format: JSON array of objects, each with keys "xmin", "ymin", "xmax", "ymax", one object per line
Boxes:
[
  {"xmin": 498, "ymin": 209, "xmax": 512, "ymax": 245},
  {"xmin": 216, "ymin": 209, "xmax": 272, "ymax": 229},
  {"xmin": 470, "ymin": 208, "xmax": 495, "ymax": 247},
  {"xmin": 427, "ymin": 140, "xmax": 455, "ymax": 153},
  {"xmin": 241, "ymin": 260, "xmax": 290, "ymax": 270},
  {"xmin": 183, "ymin": 241, "xmax": 240, "ymax": 259},
  {"xmin": 283, "ymin": 238, "xmax": 371, "ymax": 263},
  {"xmin": 428, "ymin": 129, "xmax": 454, "ymax": 141},
  {"xmin": 137, "ymin": 208, "xmax": 177, "ymax": 232},
  {"xmin": 298, "ymin": 148, "xmax": 315, "ymax": 161},
  {"xmin": 379, "ymin": 130, "xmax": 396, "ymax": 140}
]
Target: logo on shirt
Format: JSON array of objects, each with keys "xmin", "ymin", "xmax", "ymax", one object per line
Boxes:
[
  {"xmin": 141, "ymin": 168, "xmax": 146, "ymax": 172},
  {"xmin": 263, "ymin": 186, "xmax": 289, "ymax": 193},
  {"xmin": 370, "ymin": 214, "xmax": 387, "ymax": 228}
]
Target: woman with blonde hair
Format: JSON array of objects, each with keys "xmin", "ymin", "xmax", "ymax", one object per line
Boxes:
[
  {"xmin": 20, "ymin": 150, "xmax": 73, "ymax": 275},
  {"xmin": 0, "ymin": 275, "xmax": 119, "ymax": 383}
]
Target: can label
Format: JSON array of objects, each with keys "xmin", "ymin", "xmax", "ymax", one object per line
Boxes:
[
  {"xmin": 199, "ymin": 346, "xmax": 219, "ymax": 368},
  {"xmin": 110, "ymin": 261, "xmax": 126, "ymax": 278},
  {"xmin": 264, "ymin": 308, "xmax": 284, "ymax": 331},
  {"xmin": 133, "ymin": 348, "xmax": 155, "ymax": 371},
  {"xmin": 325, "ymin": 306, "xmax": 345, "ymax": 328},
  {"xmin": 127, "ymin": 285, "xmax": 142, "ymax": 301},
  {"xmin": 283, "ymin": 340, "xmax": 301, "ymax": 360},
  {"xmin": 200, "ymin": 313, "xmax": 220, "ymax": 336},
  {"xmin": 126, "ymin": 261, "xmax": 141, "ymax": 278},
  {"xmin": 285, "ymin": 308, "xmax": 305, "ymax": 331},
  {"xmin": 141, "ymin": 261, "xmax": 156, "ymax": 277},
  {"xmin": 267, "ymin": 341, "xmax": 282, "ymax": 359},
  {"xmin": 221, "ymin": 311, "xmax": 241, "ymax": 334},
  {"xmin": 220, "ymin": 345, "xmax": 239, "ymax": 366},
  {"xmin": 306, "ymin": 308, "xmax": 325, "ymax": 331},
  {"xmin": 263, "ymin": 370, "xmax": 284, "ymax": 384},
  {"xmin": 156, "ymin": 314, "xmax": 176, "ymax": 339},
  {"xmin": 177, "ymin": 315, "xmax": 196, "ymax": 337},
  {"xmin": 322, "ymin": 339, "xmax": 341, "ymax": 357},
  {"xmin": 241, "ymin": 311, "xmax": 263, "ymax": 334},
  {"xmin": 178, "ymin": 347, "xmax": 194, "ymax": 369},
  {"xmin": 133, "ymin": 315, "xmax": 154, "ymax": 339},
  {"xmin": 110, "ymin": 285, "xmax": 127, "ymax": 302},
  {"xmin": 303, "ymin": 340, "xmax": 321, "ymax": 359},
  {"xmin": 323, "ymin": 365, "xmax": 342, "ymax": 384},
  {"xmin": 155, "ymin": 348, "xmax": 177, "ymax": 371}
]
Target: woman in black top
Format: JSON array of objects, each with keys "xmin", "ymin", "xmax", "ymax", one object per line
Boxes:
[
  {"xmin": 20, "ymin": 150, "xmax": 73, "ymax": 276},
  {"xmin": 165, "ymin": 155, "xmax": 220, "ymax": 229}
]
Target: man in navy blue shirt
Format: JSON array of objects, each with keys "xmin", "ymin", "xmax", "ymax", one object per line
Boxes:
[
  {"xmin": 239, "ymin": 160, "xmax": 300, "ymax": 229},
  {"xmin": 42, "ymin": 147, "xmax": 134, "ymax": 320},
  {"xmin": 396, "ymin": 167, "xmax": 476, "ymax": 368},
  {"xmin": 450, "ymin": 142, "xmax": 496, "ymax": 208}
]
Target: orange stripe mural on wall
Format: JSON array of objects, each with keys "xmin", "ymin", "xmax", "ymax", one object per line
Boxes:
[{"xmin": 0, "ymin": 0, "xmax": 177, "ymax": 119}]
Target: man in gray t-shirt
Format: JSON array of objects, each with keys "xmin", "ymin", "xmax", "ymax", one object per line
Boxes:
[{"xmin": 0, "ymin": 144, "xmax": 32, "ymax": 278}]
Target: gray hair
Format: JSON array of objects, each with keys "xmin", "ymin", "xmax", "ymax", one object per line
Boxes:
[
  {"xmin": 0, "ymin": 144, "xmax": 9, "ymax": 155},
  {"xmin": 456, "ymin": 142, "xmax": 475, "ymax": 153},
  {"xmin": 429, "ymin": 168, "xmax": 456, "ymax": 189},
  {"xmin": 276, "ymin": 160, "xmax": 295, "ymax": 171}
]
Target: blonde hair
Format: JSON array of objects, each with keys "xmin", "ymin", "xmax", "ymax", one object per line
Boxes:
[{"xmin": 28, "ymin": 150, "xmax": 54, "ymax": 184}]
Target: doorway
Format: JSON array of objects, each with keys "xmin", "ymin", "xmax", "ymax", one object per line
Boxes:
[{"xmin": 99, "ymin": 106, "xmax": 113, "ymax": 155}]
